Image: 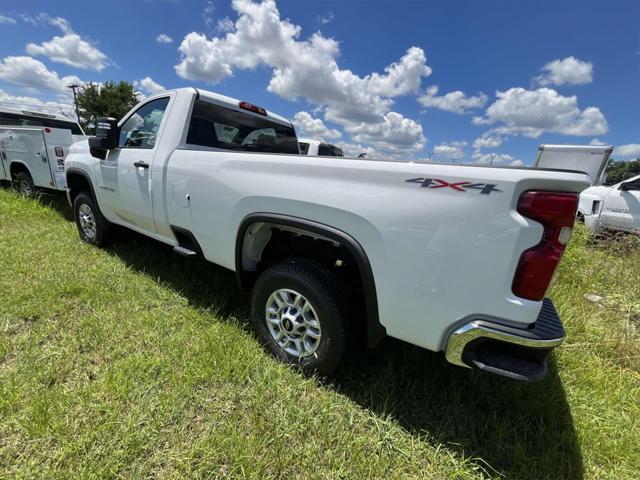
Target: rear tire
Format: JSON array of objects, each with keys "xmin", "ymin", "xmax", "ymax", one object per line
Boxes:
[
  {"xmin": 250, "ymin": 259, "xmax": 346, "ymax": 376},
  {"xmin": 13, "ymin": 171, "xmax": 35, "ymax": 197},
  {"xmin": 73, "ymin": 192, "xmax": 110, "ymax": 246}
]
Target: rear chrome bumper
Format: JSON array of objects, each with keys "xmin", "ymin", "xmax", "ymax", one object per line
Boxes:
[{"xmin": 445, "ymin": 299, "xmax": 565, "ymax": 382}]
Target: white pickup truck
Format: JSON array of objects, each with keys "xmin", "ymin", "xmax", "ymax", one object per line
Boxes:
[
  {"xmin": 65, "ymin": 88, "xmax": 589, "ymax": 381},
  {"xmin": 578, "ymin": 175, "xmax": 640, "ymax": 234},
  {"xmin": 298, "ymin": 138, "xmax": 344, "ymax": 157}
]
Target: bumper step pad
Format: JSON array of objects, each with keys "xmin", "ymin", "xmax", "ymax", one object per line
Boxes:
[{"xmin": 452, "ymin": 299, "xmax": 565, "ymax": 382}]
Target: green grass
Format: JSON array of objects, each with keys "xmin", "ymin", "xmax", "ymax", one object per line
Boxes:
[{"xmin": 1, "ymin": 187, "xmax": 639, "ymax": 479}]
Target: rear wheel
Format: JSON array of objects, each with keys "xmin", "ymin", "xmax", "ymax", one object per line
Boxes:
[
  {"xmin": 13, "ymin": 171, "xmax": 35, "ymax": 197},
  {"xmin": 250, "ymin": 259, "xmax": 346, "ymax": 376},
  {"xmin": 73, "ymin": 192, "xmax": 110, "ymax": 246}
]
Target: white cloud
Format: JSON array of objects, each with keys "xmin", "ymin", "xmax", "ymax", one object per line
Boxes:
[
  {"xmin": 156, "ymin": 33, "xmax": 174, "ymax": 44},
  {"xmin": 174, "ymin": 0, "xmax": 430, "ymax": 155},
  {"xmin": 216, "ymin": 17, "xmax": 235, "ymax": 34},
  {"xmin": 25, "ymin": 17, "xmax": 109, "ymax": 71},
  {"xmin": 589, "ymin": 138, "xmax": 607, "ymax": 146},
  {"xmin": 293, "ymin": 111, "xmax": 341, "ymax": 141},
  {"xmin": 471, "ymin": 150, "xmax": 523, "ymax": 166},
  {"xmin": 433, "ymin": 141, "xmax": 466, "ymax": 160},
  {"xmin": 203, "ymin": 0, "xmax": 215, "ymax": 30},
  {"xmin": 473, "ymin": 87, "xmax": 607, "ymax": 138},
  {"xmin": 345, "ymin": 112, "xmax": 426, "ymax": 157},
  {"xmin": 534, "ymin": 56, "xmax": 593, "ymax": 86},
  {"xmin": 365, "ymin": 47, "xmax": 432, "ymax": 97},
  {"xmin": 418, "ymin": 85, "xmax": 487, "ymax": 114},
  {"xmin": 0, "ymin": 56, "xmax": 81, "ymax": 92},
  {"xmin": 19, "ymin": 13, "xmax": 71, "ymax": 33},
  {"xmin": 317, "ymin": 12, "xmax": 334, "ymax": 25},
  {"xmin": 0, "ymin": 15, "xmax": 16, "ymax": 24},
  {"xmin": 614, "ymin": 144, "xmax": 640, "ymax": 159},
  {"xmin": 337, "ymin": 141, "xmax": 377, "ymax": 158},
  {"xmin": 473, "ymin": 133, "xmax": 503, "ymax": 149},
  {"xmin": 135, "ymin": 76, "xmax": 166, "ymax": 96},
  {"xmin": 0, "ymin": 88, "xmax": 75, "ymax": 118}
]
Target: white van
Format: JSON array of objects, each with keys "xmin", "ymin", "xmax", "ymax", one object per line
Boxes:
[{"xmin": 0, "ymin": 108, "xmax": 85, "ymax": 195}]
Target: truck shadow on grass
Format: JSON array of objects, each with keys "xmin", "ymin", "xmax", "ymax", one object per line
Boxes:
[{"xmin": 40, "ymin": 191, "xmax": 584, "ymax": 480}]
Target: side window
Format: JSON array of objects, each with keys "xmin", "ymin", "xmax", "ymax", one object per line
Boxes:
[
  {"xmin": 298, "ymin": 142, "xmax": 310, "ymax": 155},
  {"xmin": 119, "ymin": 97, "xmax": 170, "ymax": 149},
  {"xmin": 318, "ymin": 144, "xmax": 332, "ymax": 156}
]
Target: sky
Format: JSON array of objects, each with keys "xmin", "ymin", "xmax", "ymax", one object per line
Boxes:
[{"xmin": 0, "ymin": 0, "xmax": 638, "ymax": 164}]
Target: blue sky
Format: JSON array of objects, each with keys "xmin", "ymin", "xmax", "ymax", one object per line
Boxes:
[{"xmin": 0, "ymin": 0, "xmax": 638, "ymax": 163}]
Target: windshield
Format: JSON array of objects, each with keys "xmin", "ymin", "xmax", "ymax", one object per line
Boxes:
[
  {"xmin": 187, "ymin": 100, "xmax": 299, "ymax": 154},
  {"xmin": 0, "ymin": 111, "xmax": 83, "ymax": 135}
]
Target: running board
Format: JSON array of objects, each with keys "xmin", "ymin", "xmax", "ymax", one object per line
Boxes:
[{"xmin": 173, "ymin": 245, "xmax": 198, "ymax": 257}]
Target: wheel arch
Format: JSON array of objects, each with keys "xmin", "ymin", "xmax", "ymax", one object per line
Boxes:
[
  {"xmin": 66, "ymin": 167, "xmax": 98, "ymax": 203},
  {"xmin": 65, "ymin": 167, "xmax": 111, "ymax": 230},
  {"xmin": 235, "ymin": 213, "xmax": 386, "ymax": 347},
  {"xmin": 9, "ymin": 160, "xmax": 33, "ymax": 179}
]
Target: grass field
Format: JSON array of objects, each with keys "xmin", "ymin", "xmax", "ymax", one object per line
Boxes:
[{"xmin": 1, "ymin": 187, "xmax": 639, "ymax": 479}]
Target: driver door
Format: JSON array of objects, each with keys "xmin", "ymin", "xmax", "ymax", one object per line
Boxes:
[{"xmin": 98, "ymin": 97, "xmax": 170, "ymax": 233}]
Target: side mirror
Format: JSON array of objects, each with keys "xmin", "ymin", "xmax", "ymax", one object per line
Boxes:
[
  {"xmin": 620, "ymin": 180, "xmax": 640, "ymax": 191},
  {"xmin": 88, "ymin": 117, "xmax": 118, "ymax": 159}
]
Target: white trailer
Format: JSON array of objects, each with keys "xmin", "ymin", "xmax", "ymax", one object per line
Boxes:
[
  {"xmin": 533, "ymin": 144, "xmax": 613, "ymax": 186},
  {"xmin": 0, "ymin": 108, "xmax": 85, "ymax": 195}
]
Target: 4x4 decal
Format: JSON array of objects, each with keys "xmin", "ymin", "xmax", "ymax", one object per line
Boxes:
[{"xmin": 406, "ymin": 177, "xmax": 502, "ymax": 195}]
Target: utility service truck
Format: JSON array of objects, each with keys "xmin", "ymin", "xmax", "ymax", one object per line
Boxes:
[
  {"xmin": 65, "ymin": 88, "xmax": 590, "ymax": 381},
  {"xmin": 0, "ymin": 107, "xmax": 85, "ymax": 195}
]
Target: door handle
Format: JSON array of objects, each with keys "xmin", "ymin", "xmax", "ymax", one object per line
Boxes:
[{"xmin": 133, "ymin": 161, "xmax": 149, "ymax": 169}]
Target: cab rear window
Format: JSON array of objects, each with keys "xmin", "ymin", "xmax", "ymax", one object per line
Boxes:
[
  {"xmin": 298, "ymin": 142, "xmax": 310, "ymax": 154},
  {"xmin": 186, "ymin": 100, "xmax": 299, "ymax": 154},
  {"xmin": 318, "ymin": 144, "xmax": 344, "ymax": 157}
]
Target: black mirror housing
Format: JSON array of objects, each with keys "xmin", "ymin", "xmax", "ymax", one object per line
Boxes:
[{"xmin": 89, "ymin": 117, "xmax": 118, "ymax": 159}]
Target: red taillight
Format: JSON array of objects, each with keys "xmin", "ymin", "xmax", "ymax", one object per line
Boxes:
[
  {"xmin": 512, "ymin": 191, "xmax": 578, "ymax": 301},
  {"xmin": 239, "ymin": 101, "xmax": 267, "ymax": 116},
  {"xmin": 44, "ymin": 127, "xmax": 52, "ymax": 133}
]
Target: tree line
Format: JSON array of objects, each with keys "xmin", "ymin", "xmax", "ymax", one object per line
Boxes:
[
  {"xmin": 605, "ymin": 159, "xmax": 640, "ymax": 184},
  {"xmin": 75, "ymin": 81, "xmax": 139, "ymax": 134}
]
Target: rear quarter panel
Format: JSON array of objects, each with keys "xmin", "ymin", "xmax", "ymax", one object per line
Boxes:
[{"xmin": 165, "ymin": 151, "xmax": 589, "ymax": 351}]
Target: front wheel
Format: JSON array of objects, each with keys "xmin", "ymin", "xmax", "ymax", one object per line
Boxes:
[
  {"xmin": 73, "ymin": 192, "xmax": 110, "ymax": 246},
  {"xmin": 250, "ymin": 259, "xmax": 346, "ymax": 376}
]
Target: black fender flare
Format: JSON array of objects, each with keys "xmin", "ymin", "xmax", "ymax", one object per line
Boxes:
[
  {"xmin": 65, "ymin": 167, "xmax": 111, "ymax": 229},
  {"xmin": 235, "ymin": 213, "xmax": 386, "ymax": 347}
]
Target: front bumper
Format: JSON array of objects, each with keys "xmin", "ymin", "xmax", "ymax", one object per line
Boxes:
[{"xmin": 445, "ymin": 299, "xmax": 565, "ymax": 382}]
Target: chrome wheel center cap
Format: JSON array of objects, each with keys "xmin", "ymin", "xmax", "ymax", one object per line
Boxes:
[{"xmin": 265, "ymin": 289, "xmax": 322, "ymax": 358}]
